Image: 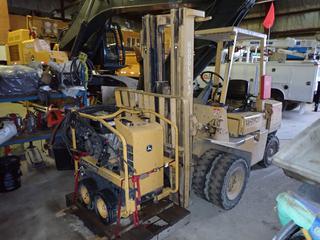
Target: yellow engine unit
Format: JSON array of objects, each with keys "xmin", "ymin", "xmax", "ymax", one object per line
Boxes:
[
  {"xmin": 74, "ymin": 107, "xmax": 178, "ymax": 220},
  {"xmin": 5, "ymin": 29, "xmax": 68, "ymax": 65},
  {"xmin": 115, "ymin": 115, "xmax": 164, "ymax": 195}
]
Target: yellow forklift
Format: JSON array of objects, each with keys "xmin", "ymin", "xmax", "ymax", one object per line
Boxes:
[{"xmin": 63, "ymin": 8, "xmax": 282, "ymax": 238}]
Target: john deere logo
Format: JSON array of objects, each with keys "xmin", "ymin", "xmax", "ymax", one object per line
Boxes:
[{"xmin": 146, "ymin": 145, "xmax": 152, "ymax": 152}]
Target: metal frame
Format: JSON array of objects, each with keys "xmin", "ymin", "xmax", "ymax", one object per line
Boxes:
[{"xmin": 195, "ymin": 27, "xmax": 267, "ymax": 105}]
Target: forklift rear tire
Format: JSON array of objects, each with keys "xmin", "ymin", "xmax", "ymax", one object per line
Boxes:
[
  {"xmin": 207, "ymin": 154, "xmax": 249, "ymax": 210},
  {"xmin": 192, "ymin": 150, "xmax": 224, "ymax": 199},
  {"xmin": 259, "ymin": 134, "xmax": 280, "ymax": 168},
  {"xmin": 79, "ymin": 178, "xmax": 97, "ymax": 208}
]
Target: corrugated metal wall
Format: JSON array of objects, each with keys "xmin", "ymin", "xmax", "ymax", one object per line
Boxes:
[
  {"xmin": 7, "ymin": 0, "xmax": 78, "ymax": 19},
  {"xmin": 241, "ymin": 0, "xmax": 320, "ymax": 38},
  {"xmin": 5, "ymin": 0, "xmax": 320, "ymax": 38}
]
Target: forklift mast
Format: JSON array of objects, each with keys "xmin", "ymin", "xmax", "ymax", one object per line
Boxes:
[{"xmin": 59, "ymin": 0, "xmax": 256, "ymax": 73}]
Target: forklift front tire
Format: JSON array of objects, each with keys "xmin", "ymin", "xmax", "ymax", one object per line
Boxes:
[
  {"xmin": 207, "ymin": 154, "xmax": 249, "ymax": 210},
  {"xmin": 192, "ymin": 150, "xmax": 224, "ymax": 199}
]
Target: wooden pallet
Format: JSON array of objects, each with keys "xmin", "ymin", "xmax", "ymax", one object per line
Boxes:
[{"xmin": 65, "ymin": 193, "xmax": 190, "ymax": 240}]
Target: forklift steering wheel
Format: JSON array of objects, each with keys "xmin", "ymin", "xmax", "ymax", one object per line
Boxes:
[
  {"xmin": 200, "ymin": 71, "xmax": 224, "ymax": 103},
  {"xmin": 200, "ymin": 71, "xmax": 224, "ymax": 85}
]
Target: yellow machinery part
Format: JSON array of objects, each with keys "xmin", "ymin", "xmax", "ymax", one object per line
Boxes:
[
  {"xmin": 115, "ymin": 115, "xmax": 164, "ymax": 196},
  {"xmin": 6, "ymin": 29, "xmax": 68, "ymax": 65},
  {"xmin": 73, "ymin": 107, "xmax": 179, "ymax": 218},
  {"xmin": 6, "ymin": 29, "xmax": 30, "ymax": 64},
  {"xmin": 116, "ymin": 51, "xmax": 140, "ymax": 78}
]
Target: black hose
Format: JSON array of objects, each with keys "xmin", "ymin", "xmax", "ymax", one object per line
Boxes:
[
  {"xmin": 78, "ymin": 104, "xmax": 117, "ymax": 114},
  {"xmin": 51, "ymin": 105, "xmax": 118, "ymax": 155}
]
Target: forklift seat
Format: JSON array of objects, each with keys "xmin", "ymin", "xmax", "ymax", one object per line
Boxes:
[{"xmin": 227, "ymin": 79, "xmax": 249, "ymax": 101}]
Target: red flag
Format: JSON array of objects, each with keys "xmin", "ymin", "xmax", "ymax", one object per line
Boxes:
[{"xmin": 263, "ymin": 2, "xmax": 275, "ymax": 29}]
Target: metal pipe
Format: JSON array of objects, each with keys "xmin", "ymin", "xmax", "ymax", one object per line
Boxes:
[
  {"xmin": 255, "ymin": 0, "xmax": 274, "ymax": 4},
  {"xmin": 19, "ymin": 101, "xmax": 60, "ymax": 112},
  {"xmin": 71, "ymin": 127, "xmax": 78, "ymax": 173}
]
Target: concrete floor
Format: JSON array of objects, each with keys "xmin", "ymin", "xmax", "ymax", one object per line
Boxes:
[{"xmin": 0, "ymin": 104, "xmax": 319, "ymax": 240}]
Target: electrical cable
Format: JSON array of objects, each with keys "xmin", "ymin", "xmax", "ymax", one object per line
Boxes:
[{"xmin": 69, "ymin": 57, "xmax": 94, "ymax": 86}]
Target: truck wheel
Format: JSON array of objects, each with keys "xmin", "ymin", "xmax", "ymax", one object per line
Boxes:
[
  {"xmin": 259, "ymin": 134, "xmax": 280, "ymax": 168},
  {"xmin": 192, "ymin": 150, "xmax": 224, "ymax": 199},
  {"xmin": 79, "ymin": 178, "xmax": 97, "ymax": 208},
  {"xmin": 207, "ymin": 154, "xmax": 249, "ymax": 210},
  {"xmin": 285, "ymin": 102, "xmax": 299, "ymax": 111},
  {"xmin": 271, "ymin": 90, "xmax": 287, "ymax": 111}
]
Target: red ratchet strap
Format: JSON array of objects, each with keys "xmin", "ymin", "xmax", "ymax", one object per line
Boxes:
[
  {"xmin": 73, "ymin": 170, "xmax": 80, "ymax": 204},
  {"xmin": 72, "ymin": 152, "xmax": 87, "ymax": 204},
  {"xmin": 132, "ymin": 175, "xmax": 141, "ymax": 227},
  {"xmin": 116, "ymin": 168, "xmax": 166, "ymax": 235}
]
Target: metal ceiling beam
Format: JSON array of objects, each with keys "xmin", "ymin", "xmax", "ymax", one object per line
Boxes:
[
  {"xmin": 245, "ymin": 7, "xmax": 320, "ymax": 20},
  {"xmin": 271, "ymin": 27, "xmax": 320, "ymax": 38},
  {"xmin": 255, "ymin": 0, "xmax": 274, "ymax": 4}
]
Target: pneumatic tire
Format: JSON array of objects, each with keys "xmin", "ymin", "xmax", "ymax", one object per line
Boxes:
[
  {"xmin": 207, "ymin": 154, "xmax": 249, "ymax": 210},
  {"xmin": 192, "ymin": 150, "xmax": 224, "ymax": 199}
]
